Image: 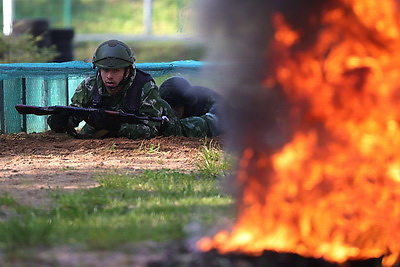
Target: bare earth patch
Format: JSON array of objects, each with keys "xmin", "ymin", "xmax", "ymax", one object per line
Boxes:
[
  {"xmin": 0, "ymin": 131, "xmax": 214, "ymax": 206},
  {"xmin": 0, "ymin": 132, "xmax": 221, "ymax": 266}
]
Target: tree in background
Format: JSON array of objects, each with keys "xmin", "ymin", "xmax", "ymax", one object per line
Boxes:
[
  {"xmin": 0, "ymin": 34, "xmax": 58, "ymax": 63},
  {"xmin": 3, "ymin": 0, "xmax": 194, "ymax": 35}
]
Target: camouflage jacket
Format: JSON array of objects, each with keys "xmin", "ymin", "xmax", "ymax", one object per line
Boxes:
[{"xmin": 71, "ymin": 69, "xmax": 165, "ymax": 139}]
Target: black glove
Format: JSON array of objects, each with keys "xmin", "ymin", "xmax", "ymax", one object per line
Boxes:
[
  {"xmin": 47, "ymin": 111, "xmax": 70, "ymax": 133},
  {"xmin": 47, "ymin": 112, "xmax": 82, "ymax": 134},
  {"xmin": 88, "ymin": 109, "xmax": 121, "ymax": 132}
]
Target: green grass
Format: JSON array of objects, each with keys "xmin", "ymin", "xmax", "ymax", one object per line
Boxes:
[
  {"xmin": 0, "ymin": 170, "xmax": 232, "ymax": 250},
  {"xmin": 0, "ymin": 144, "xmax": 233, "ymax": 252},
  {"xmin": 137, "ymin": 140, "xmax": 161, "ymax": 153},
  {"xmin": 197, "ymin": 140, "xmax": 232, "ymax": 179},
  {"xmin": 0, "ymin": 193, "xmax": 18, "ymax": 206}
]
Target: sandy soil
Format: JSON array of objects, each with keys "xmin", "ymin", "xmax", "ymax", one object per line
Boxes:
[{"xmin": 0, "ymin": 131, "xmax": 217, "ymax": 206}]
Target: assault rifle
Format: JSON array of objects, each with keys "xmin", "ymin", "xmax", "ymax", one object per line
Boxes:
[{"xmin": 15, "ymin": 104, "xmax": 169, "ymax": 124}]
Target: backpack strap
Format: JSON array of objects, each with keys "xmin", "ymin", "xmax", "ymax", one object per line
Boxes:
[
  {"xmin": 123, "ymin": 69, "xmax": 154, "ymax": 114},
  {"xmin": 91, "ymin": 72, "xmax": 102, "ymax": 108}
]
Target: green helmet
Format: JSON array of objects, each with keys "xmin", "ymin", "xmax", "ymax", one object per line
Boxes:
[{"xmin": 92, "ymin": 40, "xmax": 135, "ymax": 69}]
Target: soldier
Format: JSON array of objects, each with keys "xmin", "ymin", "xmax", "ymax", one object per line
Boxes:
[
  {"xmin": 47, "ymin": 39, "xmax": 219, "ymax": 139},
  {"xmin": 159, "ymin": 76, "xmax": 221, "ymax": 119}
]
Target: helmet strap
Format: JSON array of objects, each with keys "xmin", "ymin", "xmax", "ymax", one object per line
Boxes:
[{"xmin": 117, "ymin": 66, "xmax": 135, "ymax": 88}]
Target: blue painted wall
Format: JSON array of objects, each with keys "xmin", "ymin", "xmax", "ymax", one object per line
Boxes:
[{"xmin": 0, "ymin": 60, "xmax": 204, "ymax": 134}]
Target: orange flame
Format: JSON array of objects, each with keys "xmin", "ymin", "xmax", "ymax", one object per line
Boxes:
[{"xmin": 198, "ymin": 0, "xmax": 400, "ymax": 266}]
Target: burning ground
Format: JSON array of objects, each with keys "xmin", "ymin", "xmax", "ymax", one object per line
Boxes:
[{"xmin": 197, "ymin": 0, "xmax": 400, "ymax": 266}]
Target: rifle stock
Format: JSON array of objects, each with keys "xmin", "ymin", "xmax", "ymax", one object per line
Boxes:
[
  {"xmin": 15, "ymin": 104, "xmax": 169, "ymax": 123},
  {"xmin": 15, "ymin": 104, "xmax": 56, "ymax": 116}
]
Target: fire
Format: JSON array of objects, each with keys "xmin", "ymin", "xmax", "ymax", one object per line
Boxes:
[{"xmin": 198, "ymin": 0, "xmax": 400, "ymax": 266}]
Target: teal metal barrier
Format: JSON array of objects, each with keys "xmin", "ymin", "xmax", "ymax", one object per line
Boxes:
[{"xmin": 0, "ymin": 60, "xmax": 204, "ymax": 134}]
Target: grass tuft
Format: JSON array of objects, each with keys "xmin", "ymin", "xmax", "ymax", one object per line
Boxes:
[
  {"xmin": 196, "ymin": 140, "xmax": 232, "ymax": 179},
  {"xmin": 0, "ymin": 211, "xmax": 54, "ymax": 249},
  {"xmin": 0, "ymin": 193, "xmax": 18, "ymax": 207},
  {"xmin": 137, "ymin": 141, "xmax": 161, "ymax": 153}
]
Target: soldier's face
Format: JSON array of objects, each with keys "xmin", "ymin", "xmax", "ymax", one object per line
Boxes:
[{"xmin": 100, "ymin": 68, "xmax": 129, "ymax": 95}]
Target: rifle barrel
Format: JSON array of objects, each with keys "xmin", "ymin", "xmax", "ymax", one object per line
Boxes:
[{"xmin": 15, "ymin": 104, "xmax": 168, "ymax": 123}]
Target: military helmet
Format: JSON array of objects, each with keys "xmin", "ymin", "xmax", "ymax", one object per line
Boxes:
[
  {"xmin": 159, "ymin": 76, "xmax": 197, "ymax": 107},
  {"xmin": 92, "ymin": 40, "xmax": 135, "ymax": 69}
]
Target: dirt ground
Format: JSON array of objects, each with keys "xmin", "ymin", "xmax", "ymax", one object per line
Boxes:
[
  {"xmin": 0, "ymin": 131, "xmax": 218, "ymax": 206},
  {"xmin": 0, "ymin": 131, "xmax": 224, "ymax": 266}
]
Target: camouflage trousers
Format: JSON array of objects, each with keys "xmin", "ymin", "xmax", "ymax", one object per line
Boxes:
[
  {"xmin": 162, "ymin": 112, "xmax": 220, "ymax": 138},
  {"xmin": 159, "ymin": 98, "xmax": 220, "ymax": 138},
  {"xmin": 78, "ymin": 113, "xmax": 219, "ymax": 139}
]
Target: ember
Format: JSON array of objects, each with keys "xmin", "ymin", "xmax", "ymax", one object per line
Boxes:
[{"xmin": 197, "ymin": 0, "xmax": 400, "ymax": 266}]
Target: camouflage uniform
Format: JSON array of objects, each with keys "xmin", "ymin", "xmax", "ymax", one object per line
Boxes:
[
  {"xmin": 159, "ymin": 76, "xmax": 221, "ymax": 118},
  {"xmin": 163, "ymin": 104, "xmax": 220, "ymax": 137},
  {"xmin": 70, "ymin": 70, "xmax": 219, "ymax": 139}
]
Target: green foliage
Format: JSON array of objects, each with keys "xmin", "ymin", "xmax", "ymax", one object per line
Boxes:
[
  {"xmin": 0, "ymin": 34, "xmax": 58, "ymax": 63},
  {"xmin": 70, "ymin": 0, "xmax": 144, "ymax": 34},
  {"xmin": 74, "ymin": 39, "xmax": 206, "ymax": 62},
  {"xmin": 0, "ymin": 0, "xmax": 205, "ymax": 63},
  {"xmin": 7, "ymin": 0, "xmax": 194, "ymax": 35},
  {"xmin": 131, "ymin": 40, "xmax": 206, "ymax": 62}
]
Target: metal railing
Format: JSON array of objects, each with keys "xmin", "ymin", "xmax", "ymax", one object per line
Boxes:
[{"xmin": 0, "ymin": 60, "xmax": 204, "ymax": 134}]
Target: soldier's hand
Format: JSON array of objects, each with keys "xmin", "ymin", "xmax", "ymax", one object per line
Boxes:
[
  {"xmin": 88, "ymin": 109, "xmax": 121, "ymax": 132},
  {"xmin": 47, "ymin": 111, "xmax": 70, "ymax": 133}
]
